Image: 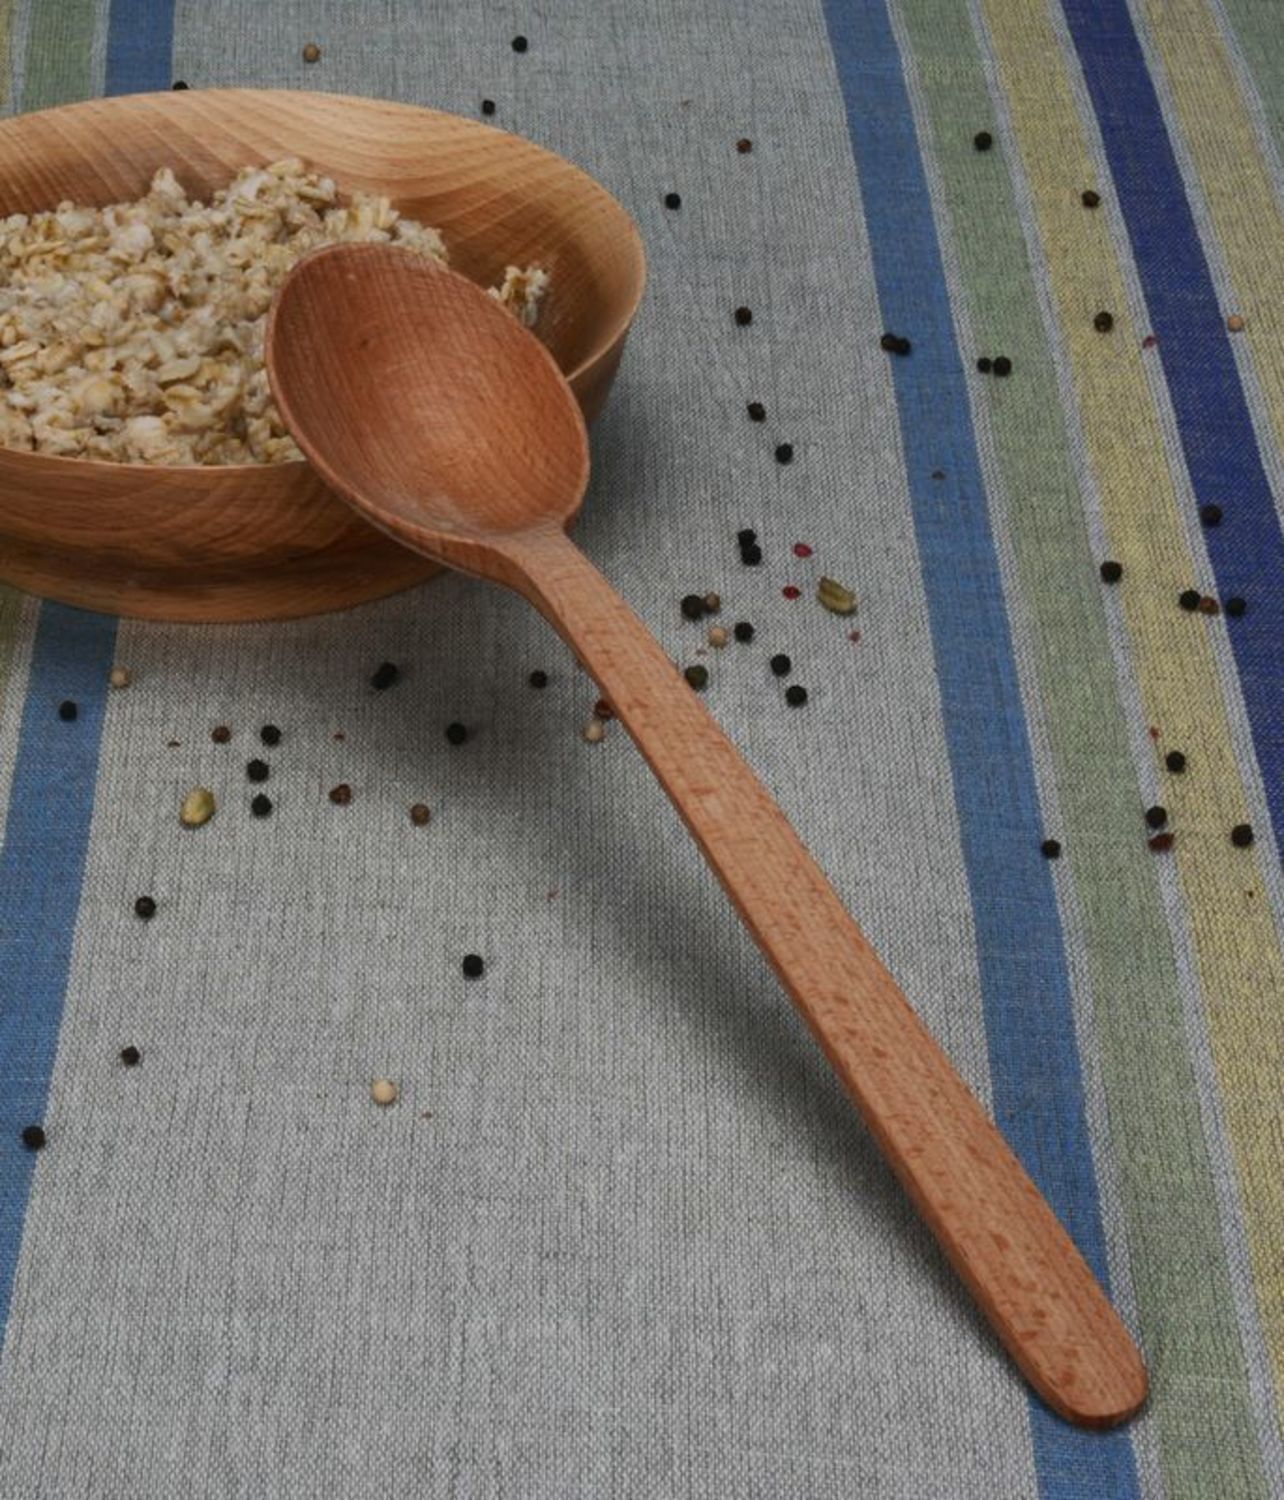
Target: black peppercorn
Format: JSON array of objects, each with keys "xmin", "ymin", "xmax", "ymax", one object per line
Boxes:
[
  {"xmin": 974, "ymin": 130, "xmax": 993, "ymax": 151},
  {"xmin": 737, "ymin": 528, "xmax": 758, "ymax": 545},
  {"xmin": 741, "ymin": 543, "xmax": 763, "ymax": 566},
  {"xmin": 734, "ymin": 306, "xmax": 753, "ymax": 326},
  {"xmin": 1230, "ymin": 822, "xmax": 1254, "ymax": 848},
  {"xmin": 20, "ymin": 1124, "xmax": 45, "ymax": 1150},
  {"xmin": 681, "ymin": 594, "xmax": 706, "ymax": 621},
  {"xmin": 1178, "ymin": 589, "xmax": 1201, "ymax": 611},
  {"xmin": 1081, "ymin": 189, "xmax": 1100, "ymax": 207},
  {"xmin": 259, "ymin": 724, "xmax": 281, "ymax": 746},
  {"xmin": 770, "ymin": 653, "xmax": 792, "ymax": 677},
  {"xmin": 1199, "ymin": 503, "xmax": 1222, "ymax": 527},
  {"xmin": 1144, "ymin": 804, "xmax": 1167, "ymax": 829},
  {"xmin": 246, "ymin": 759, "xmax": 270, "ymax": 783},
  {"xmin": 171, "ymin": 80, "xmax": 189, "ymax": 90},
  {"xmin": 774, "ymin": 443, "xmax": 794, "ymax": 464},
  {"xmin": 785, "ymin": 684, "xmax": 808, "ymax": 707},
  {"xmin": 992, "ymin": 356, "xmax": 1012, "ymax": 376},
  {"xmin": 511, "ymin": 34, "xmax": 528, "ymax": 51},
  {"xmin": 462, "ymin": 953, "xmax": 485, "ymax": 978},
  {"xmin": 664, "ymin": 191, "xmax": 681, "ymax": 210},
  {"xmin": 120, "ymin": 1045, "xmax": 141, "ymax": 1067},
  {"xmin": 1099, "ymin": 559, "xmax": 1123, "ymax": 583},
  {"xmin": 58, "ymin": 700, "xmax": 77, "ymax": 721},
  {"xmin": 134, "ymin": 895, "xmax": 157, "ymax": 919},
  {"xmin": 371, "ymin": 660, "xmax": 399, "ymax": 690},
  {"xmin": 445, "ymin": 722, "xmax": 468, "ymax": 745},
  {"xmin": 1225, "ymin": 596, "xmax": 1246, "ymax": 617},
  {"xmin": 251, "ymin": 793, "xmax": 273, "ymax": 817},
  {"xmin": 880, "ymin": 333, "xmax": 911, "ymax": 356},
  {"xmin": 684, "ymin": 665, "xmax": 709, "ymax": 689},
  {"xmin": 1041, "ymin": 838, "xmax": 1062, "ymax": 859},
  {"xmin": 733, "ymin": 621, "xmax": 754, "ymax": 643},
  {"xmin": 528, "ymin": 670, "xmax": 548, "ymax": 688},
  {"xmin": 976, "ymin": 357, "xmax": 992, "ymax": 373},
  {"xmin": 1094, "ymin": 311, "xmax": 1114, "ymax": 333},
  {"xmin": 1165, "ymin": 750, "xmax": 1187, "ymax": 773},
  {"xmin": 481, "ymin": 98, "xmax": 496, "ymax": 116},
  {"xmin": 747, "ymin": 401, "xmax": 766, "ymax": 422}
]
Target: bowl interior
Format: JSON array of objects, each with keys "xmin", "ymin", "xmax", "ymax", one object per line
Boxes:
[{"xmin": 0, "ymin": 87, "xmax": 645, "ymax": 390}]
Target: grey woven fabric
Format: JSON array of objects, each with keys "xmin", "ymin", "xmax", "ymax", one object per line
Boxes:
[{"xmin": 0, "ymin": 0, "xmax": 1077, "ymax": 1494}]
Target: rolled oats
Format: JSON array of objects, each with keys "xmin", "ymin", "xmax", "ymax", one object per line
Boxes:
[{"xmin": 0, "ymin": 159, "xmax": 548, "ymax": 465}]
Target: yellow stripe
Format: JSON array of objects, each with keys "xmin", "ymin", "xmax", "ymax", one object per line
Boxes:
[
  {"xmin": 1137, "ymin": 0, "xmax": 1284, "ymax": 458},
  {"xmin": 979, "ymin": 0, "xmax": 1284, "ymax": 1395}
]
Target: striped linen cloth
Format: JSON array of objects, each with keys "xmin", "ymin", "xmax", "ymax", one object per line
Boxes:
[{"xmin": 0, "ymin": 1, "xmax": 1281, "ymax": 1495}]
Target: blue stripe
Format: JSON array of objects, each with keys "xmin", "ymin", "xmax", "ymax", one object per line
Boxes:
[
  {"xmin": 104, "ymin": 0, "xmax": 176, "ymax": 94},
  {"xmin": 820, "ymin": 1, "xmax": 1140, "ymax": 1493},
  {"xmin": 0, "ymin": 0, "xmax": 174, "ymax": 1337},
  {"xmin": 1060, "ymin": 0, "xmax": 1284, "ymax": 843},
  {"xmin": 0, "ymin": 606, "xmax": 116, "ymax": 1326}
]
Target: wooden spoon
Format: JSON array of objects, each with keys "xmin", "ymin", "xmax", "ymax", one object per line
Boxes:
[{"xmin": 265, "ymin": 243, "xmax": 1147, "ymax": 1428}]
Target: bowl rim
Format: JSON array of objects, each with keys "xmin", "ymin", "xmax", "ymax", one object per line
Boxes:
[{"xmin": 0, "ymin": 86, "xmax": 648, "ymax": 479}]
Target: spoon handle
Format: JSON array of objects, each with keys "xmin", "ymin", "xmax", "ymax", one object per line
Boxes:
[{"xmin": 509, "ymin": 526, "xmax": 1146, "ymax": 1428}]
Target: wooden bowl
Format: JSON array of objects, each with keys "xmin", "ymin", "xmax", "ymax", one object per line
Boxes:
[{"xmin": 0, "ymin": 88, "xmax": 646, "ymax": 621}]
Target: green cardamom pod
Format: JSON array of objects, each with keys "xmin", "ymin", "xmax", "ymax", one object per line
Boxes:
[
  {"xmin": 180, "ymin": 786, "xmax": 216, "ymax": 827},
  {"xmin": 817, "ymin": 576, "xmax": 858, "ymax": 615}
]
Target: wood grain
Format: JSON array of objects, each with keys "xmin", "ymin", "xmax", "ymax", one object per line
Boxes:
[
  {"xmin": 0, "ymin": 88, "xmax": 645, "ymax": 620},
  {"xmin": 265, "ymin": 243, "xmax": 1150, "ymax": 1428}
]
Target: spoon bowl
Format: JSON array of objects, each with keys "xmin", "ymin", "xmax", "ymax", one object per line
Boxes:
[
  {"xmin": 267, "ymin": 244, "xmax": 590, "ymax": 553},
  {"xmin": 265, "ymin": 244, "xmax": 1148, "ymax": 1430}
]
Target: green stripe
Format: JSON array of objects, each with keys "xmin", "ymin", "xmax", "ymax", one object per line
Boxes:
[
  {"xmin": 894, "ymin": 0, "xmax": 1268, "ymax": 1493},
  {"xmin": 23, "ymin": 0, "xmax": 97, "ymax": 109},
  {"xmin": 0, "ymin": 0, "xmax": 15, "ymax": 112},
  {"xmin": 1218, "ymin": 0, "xmax": 1284, "ymax": 166}
]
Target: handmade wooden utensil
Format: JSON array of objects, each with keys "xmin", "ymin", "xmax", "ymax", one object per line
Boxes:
[{"xmin": 265, "ymin": 242, "xmax": 1148, "ymax": 1428}]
